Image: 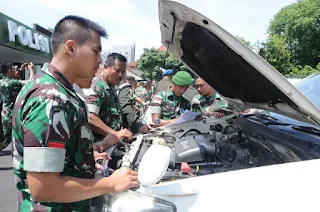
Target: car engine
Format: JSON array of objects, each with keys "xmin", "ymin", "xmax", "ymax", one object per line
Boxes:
[{"xmin": 105, "ymin": 115, "xmax": 288, "ymax": 182}]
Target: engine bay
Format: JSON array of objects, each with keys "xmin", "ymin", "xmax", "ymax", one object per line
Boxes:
[{"xmin": 104, "ymin": 115, "xmax": 302, "ymax": 183}]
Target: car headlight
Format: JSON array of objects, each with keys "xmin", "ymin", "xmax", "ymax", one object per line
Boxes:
[{"xmin": 89, "ymin": 189, "xmax": 177, "ymax": 212}]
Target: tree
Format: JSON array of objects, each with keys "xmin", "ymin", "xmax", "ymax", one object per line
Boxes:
[
  {"xmin": 288, "ymin": 65, "xmax": 319, "ymax": 77},
  {"xmin": 136, "ymin": 48, "xmax": 164, "ymax": 80},
  {"xmin": 258, "ymin": 35, "xmax": 292, "ymax": 75},
  {"xmin": 236, "ymin": 36, "xmax": 253, "ymax": 49},
  {"xmin": 136, "ymin": 48, "xmax": 192, "ymax": 80},
  {"xmin": 268, "ymin": 0, "xmax": 320, "ymax": 67}
]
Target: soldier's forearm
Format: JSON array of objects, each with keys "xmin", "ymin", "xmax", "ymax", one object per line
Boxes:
[
  {"xmin": 135, "ymin": 97, "xmax": 145, "ymax": 105},
  {"xmin": 152, "ymin": 114, "xmax": 178, "ymax": 127},
  {"xmin": 27, "ymin": 172, "xmax": 115, "ymax": 203},
  {"xmin": 156, "ymin": 118, "xmax": 177, "ymax": 127},
  {"xmin": 29, "ymin": 68, "xmax": 35, "ymax": 79},
  {"xmin": 89, "ymin": 113, "xmax": 116, "ymax": 136}
]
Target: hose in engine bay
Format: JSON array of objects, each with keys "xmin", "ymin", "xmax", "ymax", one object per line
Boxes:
[{"xmin": 178, "ymin": 129, "xmax": 202, "ymax": 139}]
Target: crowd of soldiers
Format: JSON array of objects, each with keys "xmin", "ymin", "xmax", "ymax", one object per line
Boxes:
[{"xmin": 0, "ymin": 15, "xmax": 229, "ymax": 212}]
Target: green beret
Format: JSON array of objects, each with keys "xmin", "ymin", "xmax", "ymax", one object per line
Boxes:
[{"xmin": 172, "ymin": 71, "xmax": 193, "ymax": 86}]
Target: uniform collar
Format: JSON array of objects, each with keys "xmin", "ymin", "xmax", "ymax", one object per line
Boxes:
[
  {"xmin": 2, "ymin": 75, "xmax": 11, "ymax": 80},
  {"xmin": 200, "ymin": 93, "xmax": 218, "ymax": 100},
  {"xmin": 41, "ymin": 63, "xmax": 73, "ymax": 91},
  {"xmin": 166, "ymin": 90, "xmax": 175, "ymax": 97},
  {"xmin": 212, "ymin": 93, "xmax": 218, "ymax": 99},
  {"xmin": 166, "ymin": 89, "xmax": 185, "ymax": 100},
  {"xmin": 97, "ymin": 74, "xmax": 113, "ymax": 90}
]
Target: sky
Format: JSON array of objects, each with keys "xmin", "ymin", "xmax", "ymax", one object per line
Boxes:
[{"xmin": 0, "ymin": 0, "xmax": 296, "ymax": 60}]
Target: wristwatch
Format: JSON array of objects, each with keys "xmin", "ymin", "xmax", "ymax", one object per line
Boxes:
[{"xmin": 154, "ymin": 118, "xmax": 161, "ymax": 127}]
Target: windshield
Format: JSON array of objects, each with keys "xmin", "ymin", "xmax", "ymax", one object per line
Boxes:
[{"xmin": 295, "ymin": 73, "xmax": 320, "ymax": 109}]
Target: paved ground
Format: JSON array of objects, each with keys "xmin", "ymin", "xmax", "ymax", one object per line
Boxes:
[{"xmin": 0, "ymin": 146, "xmax": 16, "ymax": 212}]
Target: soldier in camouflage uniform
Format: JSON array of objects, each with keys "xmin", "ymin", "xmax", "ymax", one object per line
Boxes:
[
  {"xmin": 85, "ymin": 53, "xmax": 133, "ymax": 143},
  {"xmin": 0, "ymin": 62, "xmax": 34, "ymax": 151},
  {"xmin": 146, "ymin": 79, "xmax": 153, "ymax": 96},
  {"xmin": 0, "ymin": 72, "xmax": 4, "ymax": 151},
  {"xmin": 127, "ymin": 76, "xmax": 150, "ymax": 115},
  {"xmin": 134, "ymin": 81, "xmax": 152, "ymax": 115},
  {"xmin": 192, "ymin": 78, "xmax": 229, "ymax": 118},
  {"xmin": 150, "ymin": 71, "xmax": 193, "ymax": 127},
  {"xmin": 12, "ymin": 16, "xmax": 138, "ymax": 212}
]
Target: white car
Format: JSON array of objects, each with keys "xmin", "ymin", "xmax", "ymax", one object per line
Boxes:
[{"xmin": 93, "ymin": 1, "xmax": 320, "ymax": 211}]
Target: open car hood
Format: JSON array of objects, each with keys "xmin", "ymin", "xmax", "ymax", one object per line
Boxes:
[{"xmin": 158, "ymin": 0, "xmax": 320, "ymax": 127}]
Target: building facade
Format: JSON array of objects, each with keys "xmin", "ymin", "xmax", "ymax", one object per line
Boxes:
[
  {"xmin": 103, "ymin": 44, "xmax": 136, "ymax": 63},
  {"xmin": 0, "ymin": 12, "xmax": 52, "ymax": 79}
]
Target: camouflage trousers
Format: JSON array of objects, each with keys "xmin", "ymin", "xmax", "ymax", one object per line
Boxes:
[
  {"xmin": 0, "ymin": 108, "xmax": 4, "ymax": 150},
  {"xmin": 1, "ymin": 116, "xmax": 12, "ymax": 149}
]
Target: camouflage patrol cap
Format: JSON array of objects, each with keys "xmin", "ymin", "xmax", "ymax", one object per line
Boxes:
[{"xmin": 172, "ymin": 71, "xmax": 193, "ymax": 86}]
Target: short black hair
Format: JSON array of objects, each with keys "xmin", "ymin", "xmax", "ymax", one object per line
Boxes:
[
  {"xmin": 105, "ymin": 53, "xmax": 127, "ymax": 67},
  {"xmin": 51, "ymin": 15, "xmax": 108, "ymax": 55},
  {"xmin": 0, "ymin": 62, "xmax": 13, "ymax": 75}
]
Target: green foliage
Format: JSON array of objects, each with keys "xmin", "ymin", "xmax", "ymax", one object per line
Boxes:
[
  {"xmin": 136, "ymin": 48, "xmax": 192, "ymax": 80},
  {"xmin": 287, "ymin": 65, "xmax": 319, "ymax": 77},
  {"xmin": 253, "ymin": 0, "xmax": 320, "ymax": 77},
  {"xmin": 268, "ymin": 0, "xmax": 320, "ymax": 67},
  {"xmin": 258, "ymin": 35, "xmax": 292, "ymax": 75},
  {"xmin": 136, "ymin": 48, "xmax": 164, "ymax": 80}
]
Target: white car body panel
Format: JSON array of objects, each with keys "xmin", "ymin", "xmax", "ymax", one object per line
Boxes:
[{"xmin": 140, "ymin": 159, "xmax": 320, "ymax": 211}]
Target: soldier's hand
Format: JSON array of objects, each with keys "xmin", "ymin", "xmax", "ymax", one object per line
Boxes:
[
  {"xmin": 20, "ymin": 63, "xmax": 29, "ymax": 71},
  {"xmin": 110, "ymin": 167, "xmax": 139, "ymax": 193},
  {"xmin": 134, "ymin": 106, "xmax": 140, "ymax": 111},
  {"xmin": 138, "ymin": 124, "xmax": 152, "ymax": 134},
  {"xmin": 94, "ymin": 151, "xmax": 111, "ymax": 161},
  {"xmin": 143, "ymin": 101, "xmax": 150, "ymax": 106},
  {"xmin": 194, "ymin": 114, "xmax": 204, "ymax": 121},
  {"xmin": 28, "ymin": 62, "xmax": 34, "ymax": 70},
  {"xmin": 103, "ymin": 134, "xmax": 120, "ymax": 148},
  {"xmin": 115, "ymin": 129, "xmax": 133, "ymax": 140},
  {"xmin": 212, "ymin": 112, "xmax": 224, "ymax": 119},
  {"xmin": 94, "ymin": 151, "xmax": 111, "ymax": 171}
]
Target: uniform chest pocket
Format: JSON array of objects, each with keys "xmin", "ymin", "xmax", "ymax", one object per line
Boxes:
[
  {"xmin": 75, "ymin": 125, "xmax": 94, "ymax": 166},
  {"xmin": 77, "ymin": 107, "xmax": 88, "ymax": 123},
  {"xmin": 162, "ymin": 100, "xmax": 175, "ymax": 112}
]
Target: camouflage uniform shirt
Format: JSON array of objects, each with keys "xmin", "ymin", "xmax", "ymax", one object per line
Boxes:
[
  {"xmin": 84, "ymin": 75, "xmax": 122, "ymax": 141},
  {"xmin": 0, "ymin": 76, "xmax": 26, "ymax": 148},
  {"xmin": 191, "ymin": 93, "xmax": 228, "ymax": 116},
  {"xmin": 135, "ymin": 87, "xmax": 151, "ymax": 102},
  {"xmin": 134, "ymin": 87, "xmax": 151, "ymax": 115},
  {"xmin": 150, "ymin": 90, "xmax": 191, "ymax": 120},
  {"xmin": 12, "ymin": 63, "xmax": 95, "ymax": 212}
]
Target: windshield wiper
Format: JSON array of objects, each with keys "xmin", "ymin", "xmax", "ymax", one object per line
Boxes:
[
  {"xmin": 292, "ymin": 126, "xmax": 320, "ymax": 136},
  {"xmin": 243, "ymin": 113, "xmax": 278, "ymax": 121},
  {"xmin": 244, "ymin": 113, "xmax": 290, "ymax": 125}
]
